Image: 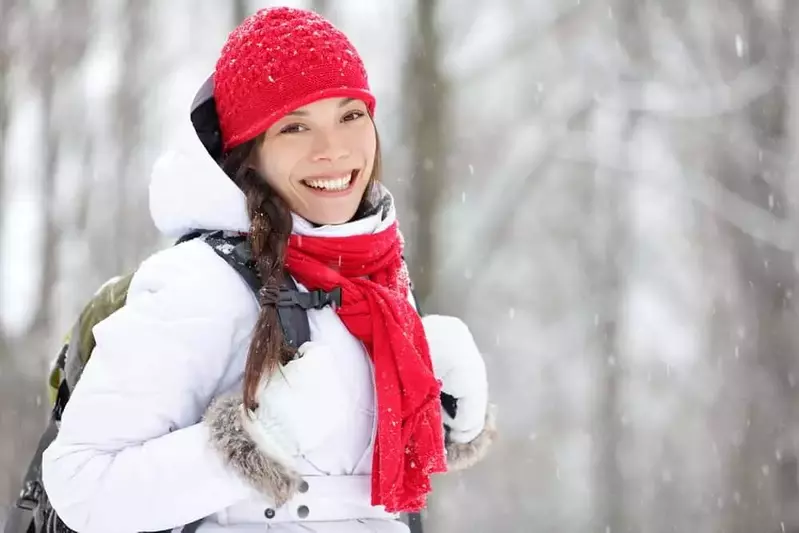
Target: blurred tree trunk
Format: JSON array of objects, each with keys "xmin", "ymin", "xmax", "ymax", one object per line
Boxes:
[
  {"xmin": 310, "ymin": 0, "xmax": 329, "ymax": 16},
  {"xmin": 748, "ymin": 1, "xmax": 799, "ymax": 531},
  {"xmin": 587, "ymin": 1, "xmax": 652, "ymax": 531},
  {"xmin": 400, "ymin": 1, "xmax": 445, "ymax": 530},
  {"xmin": 782, "ymin": 1, "xmax": 799, "ymax": 530},
  {"xmin": 404, "ymin": 0, "xmax": 446, "ymax": 310},
  {"xmin": 111, "ymin": 0, "xmax": 151, "ymax": 273},
  {"xmin": 232, "ymin": 0, "xmax": 248, "ymax": 26},
  {"xmin": 589, "ymin": 108, "xmax": 627, "ymax": 533},
  {"xmin": 1, "ymin": 0, "xmax": 90, "ymax": 517},
  {"xmin": 698, "ymin": 1, "xmax": 799, "ymax": 532},
  {"xmin": 28, "ymin": 20, "xmax": 61, "ymax": 338},
  {"xmin": 27, "ymin": 0, "xmax": 90, "ymax": 337},
  {"xmin": 0, "ymin": 0, "xmax": 12, "ymax": 362}
]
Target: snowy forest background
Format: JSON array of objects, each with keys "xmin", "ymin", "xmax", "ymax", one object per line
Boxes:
[{"xmin": 3, "ymin": 0, "xmax": 799, "ymax": 531}]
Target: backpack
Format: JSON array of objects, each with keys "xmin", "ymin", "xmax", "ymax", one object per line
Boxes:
[{"xmin": 3, "ymin": 230, "xmax": 343, "ymax": 533}]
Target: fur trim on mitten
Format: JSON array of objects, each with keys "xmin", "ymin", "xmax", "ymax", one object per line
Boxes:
[
  {"xmin": 204, "ymin": 393, "xmax": 301, "ymax": 506},
  {"xmin": 446, "ymin": 403, "xmax": 498, "ymax": 472}
]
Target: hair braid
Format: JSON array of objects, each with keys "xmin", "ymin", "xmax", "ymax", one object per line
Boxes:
[{"xmin": 222, "ymin": 140, "xmax": 294, "ymax": 410}]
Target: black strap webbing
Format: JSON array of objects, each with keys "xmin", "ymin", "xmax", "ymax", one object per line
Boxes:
[
  {"xmin": 4, "ymin": 415, "xmax": 59, "ymax": 533},
  {"xmin": 180, "ymin": 520, "xmax": 204, "ymax": 533},
  {"xmin": 275, "ymin": 275, "xmax": 310, "ymax": 349},
  {"xmin": 152, "ymin": 518, "xmax": 203, "ymax": 533},
  {"xmin": 201, "ymin": 231, "xmax": 321, "ymax": 349},
  {"xmin": 407, "ymin": 512, "xmax": 424, "ymax": 533},
  {"xmin": 404, "ymin": 281, "xmax": 425, "ymax": 533}
]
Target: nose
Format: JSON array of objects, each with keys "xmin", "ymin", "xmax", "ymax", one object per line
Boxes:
[{"xmin": 310, "ymin": 128, "xmax": 350, "ymax": 162}]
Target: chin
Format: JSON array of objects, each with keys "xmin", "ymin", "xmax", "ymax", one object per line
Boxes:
[
  {"xmin": 297, "ymin": 193, "xmax": 368, "ymax": 227},
  {"xmin": 301, "ymin": 208, "xmax": 360, "ymax": 226}
]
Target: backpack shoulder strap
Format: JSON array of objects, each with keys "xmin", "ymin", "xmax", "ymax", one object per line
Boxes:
[
  {"xmin": 200, "ymin": 231, "xmax": 317, "ymax": 349},
  {"xmin": 201, "ymin": 231, "xmax": 261, "ymax": 294},
  {"xmin": 276, "ymin": 275, "xmax": 309, "ymax": 349},
  {"xmin": 4, "ymin": 415, "xmax": 59, "ymax": 533}
]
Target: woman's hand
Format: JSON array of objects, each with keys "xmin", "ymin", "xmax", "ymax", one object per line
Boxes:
[
  {"xmin": 243, "ymin": 341, "xmax": 350, "ymax": 463},
  {"xmin": 422, "ymin": 314, "xmax": 497, "ymax": 471},
  {"xmin": 205, "ymin": 341, "xmax": 349, "ymax": 506}
]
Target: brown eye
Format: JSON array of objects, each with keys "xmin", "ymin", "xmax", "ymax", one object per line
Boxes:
[
  {"xmin": 342, "ymin": 110, "xmax": 365, "ymax": 122},
  {"xmin": 280, "ymin": 123, "xmax": 308, "ymax": 134}
]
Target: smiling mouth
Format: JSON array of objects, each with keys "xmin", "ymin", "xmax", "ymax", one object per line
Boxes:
[{"xmin": 301, "ymin": 170, "xmax": 359, "ymax": 192}]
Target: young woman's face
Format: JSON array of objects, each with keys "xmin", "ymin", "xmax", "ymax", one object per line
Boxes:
[{"xmin": 252, "ymin": 97, "xmax": 377, "ymax": 226}]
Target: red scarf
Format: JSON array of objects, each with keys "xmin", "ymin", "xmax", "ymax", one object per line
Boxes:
[{"xmin": 284, "ymin": 221, "xmax": 447, "ymax": 512}]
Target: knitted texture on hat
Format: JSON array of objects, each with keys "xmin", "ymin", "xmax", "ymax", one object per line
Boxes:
[{"xmin": 214, "ymin": 7, "xmax": 376, "ymax": 152}]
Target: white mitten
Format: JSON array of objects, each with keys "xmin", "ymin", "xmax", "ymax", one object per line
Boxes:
[
  {"xmin": 205, "ymin": 341, "xmax": 349, "ymax": 505},
  {"xmin": 422, "ymin": 314, "xmax": 497, "ymax": 471},
  {"xmin": 242, "ymin": 341, "xmax": 349, "ymax": 462}
]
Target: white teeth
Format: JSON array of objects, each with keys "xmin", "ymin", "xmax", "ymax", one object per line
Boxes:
[{"xmin": 305, "ymin": 174, "xmax": 352, "ymax": 191}]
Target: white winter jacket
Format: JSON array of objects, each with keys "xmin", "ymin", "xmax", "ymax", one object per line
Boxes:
[{"xmin": 41, "ymin": 89, "xmax": 494, "ymax": 533}]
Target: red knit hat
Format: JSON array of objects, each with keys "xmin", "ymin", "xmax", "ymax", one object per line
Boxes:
[{"xmin": 213, "ymin": 7, "xmax": 376, "ymax": 152}]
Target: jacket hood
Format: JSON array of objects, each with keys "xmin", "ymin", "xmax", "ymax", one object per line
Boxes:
[{"xmin": 149, "ymin": 77, "xmax": 250, "ymax": 238}]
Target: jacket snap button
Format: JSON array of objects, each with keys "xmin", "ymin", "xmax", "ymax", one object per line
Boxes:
[
  {"xmin": 264, "ymin": 508, "xmax": 276, "ymax": 519},
  {"xmin": 299, "ymin": 480, "xmax": 309, "ymax": 493},
  {"xmin": 297, "ymin": 505, "xmax": 310, "ymax": 519}
]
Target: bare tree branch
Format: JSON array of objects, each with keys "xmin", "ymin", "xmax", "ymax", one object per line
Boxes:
[
  {"xmin": 601, "ymin": 61, "xmax": 777, "ymax": 118},
  {"xmin": 451, "ymin": 0, "xmax": 600, "ymax": 87},
  {"xmin": 557, "ymin": 132, "xmax": 797, "ymax": 253},
  {"xmin": 433, "ymin": 76, "xmax": 595, "ymax": 296}
]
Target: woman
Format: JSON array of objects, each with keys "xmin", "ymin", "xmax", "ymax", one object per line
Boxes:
[{"xmin": 41, "ymin": 7, "xmax": 495, "ymax": 532}]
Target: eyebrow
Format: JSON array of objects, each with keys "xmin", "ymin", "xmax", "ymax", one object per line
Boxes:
[{"xmin": 287, "ymin": 98, "xmax": 357, "ymax": 116}]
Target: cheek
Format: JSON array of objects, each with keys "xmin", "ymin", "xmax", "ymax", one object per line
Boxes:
[
  {"xmin": 261, "ymin": 161, "xmax": 289, "ymax": 190},
  {"xmin": 259, "ymin": 148, "xmax": 299, "ymax": 193},
  {"xmin": 357, "ymin": 126, "xmax": 378, "ymax": 171}
]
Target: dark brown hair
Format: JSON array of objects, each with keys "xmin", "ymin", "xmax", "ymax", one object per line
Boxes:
[{"xmin": 221, "ymin": 133, "xmax": 382, "ymax": 410}]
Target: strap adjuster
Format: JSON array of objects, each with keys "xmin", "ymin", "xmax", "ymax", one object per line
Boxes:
[
  {"xmin": 16, "ymin": 480, "xmax": 42, "ymax": 511},
  {"xmin": 278, "ymin": 287, "xmax": 342, "ymax": 310}
]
